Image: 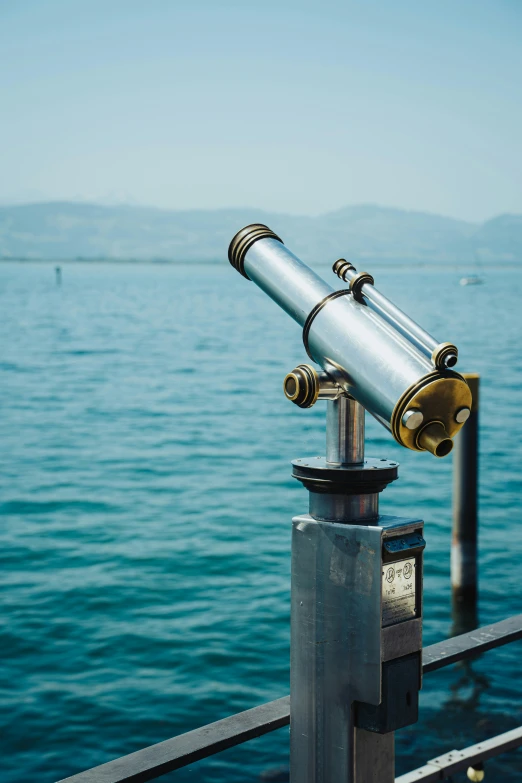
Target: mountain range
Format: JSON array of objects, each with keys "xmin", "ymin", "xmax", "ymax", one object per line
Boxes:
[{"xmin": 1, "ymin": 202, "xmax": 521, "ymax": 264}]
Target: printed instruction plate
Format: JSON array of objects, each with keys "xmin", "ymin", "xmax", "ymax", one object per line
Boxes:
[{"xmin": 382, "ymin": 557, "xmax": 416, "ymax": 627}]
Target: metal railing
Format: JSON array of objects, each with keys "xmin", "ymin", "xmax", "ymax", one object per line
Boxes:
[
  {"xmin": 57, "ymin": 614, "xmax": 522, "ymax": 783},
  {"xmin": 397, "ymin": 726, "xmax": 522, "ymax": 782}
]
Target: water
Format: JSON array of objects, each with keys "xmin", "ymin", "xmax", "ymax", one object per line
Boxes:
[{"xmin": 1, "ymin": 261, "xmax": 522, "ymax": 782}]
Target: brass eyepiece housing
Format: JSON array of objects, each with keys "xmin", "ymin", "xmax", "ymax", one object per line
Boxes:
[
  {"xmin": 391, "ymin": 370, "xmax": 472, "ymax": 457},
  {"xmin": 416, "ymin": 421, "xmax": 453, "ymax": 458}
]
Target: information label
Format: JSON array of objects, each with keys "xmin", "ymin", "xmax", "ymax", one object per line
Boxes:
[{"xmin": 382, "ymin": 557, "xmax": 416, "ymax": 627}]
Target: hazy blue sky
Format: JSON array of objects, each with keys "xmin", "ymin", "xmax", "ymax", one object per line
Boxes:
[{"xmin": 1, "ymin": 0, "xmax": 521, "ymax": 221}]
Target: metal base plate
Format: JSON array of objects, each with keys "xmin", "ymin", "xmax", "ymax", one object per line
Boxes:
[{"xmin": 292, "ymin": 456, "xmax": 399, "ymax": 494}]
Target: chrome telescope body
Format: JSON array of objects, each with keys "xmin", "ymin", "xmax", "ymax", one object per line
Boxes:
[{"xmin": 228, "ymin": 224, "xmax": 471, "ymax": 457}]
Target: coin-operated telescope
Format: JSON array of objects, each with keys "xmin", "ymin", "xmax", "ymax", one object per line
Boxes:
[
  {"xmin": 228, "ymin": 224, "xmax": 472, "ymax": 783},
  {"xmin": 229, "ymin": 224, "xmax": 471, "ymax": 457}
]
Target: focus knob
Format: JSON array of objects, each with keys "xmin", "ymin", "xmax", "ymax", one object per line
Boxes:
[
  {"xmin": 283, "ymin": 364, "xmax": 320, "ymax": 408},
  {"xmin": 283, "ymin": 365, "xmax": 344, "ymax": 408}
]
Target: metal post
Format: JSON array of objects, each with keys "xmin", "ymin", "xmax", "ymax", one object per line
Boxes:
[
  {"xmin": 290, "ymin": 398, "xmax": 424, "ymax": 783},
  {"xmin": 451, "ymin": 373, "xmax": 479, "ymax": 615},
  {"xmin": 292, "ymin": 398, "xmax": 391, "ymax": 783}
]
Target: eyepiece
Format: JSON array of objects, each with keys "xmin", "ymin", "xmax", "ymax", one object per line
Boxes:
[
  {"xmin": 228, "ymin": 224, "xmax": 283, "ymax": 279},
  {"xmin": 416, "ymin": 421, "xmax": 453, "ymax": 458}
]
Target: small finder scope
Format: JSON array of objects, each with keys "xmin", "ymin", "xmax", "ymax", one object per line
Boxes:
[{"xmin": 228, "ymin": 224, "xmax": 471, "ymax": 457}]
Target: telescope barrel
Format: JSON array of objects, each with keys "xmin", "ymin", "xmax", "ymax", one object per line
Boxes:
[
  {"xmin": 232, "ymin": 231, "xmax": 333, "ymax": 325},
  {"xmin": 356, "ymin": 285, "xmax": 437, "ymax": 356},
  {"xmin": 229, "ymin": 225, "xmax": 472, "ymax": 456},
  {"xmin": 333, "ymin": 260, "xmax": 458, "ymax": 369}
]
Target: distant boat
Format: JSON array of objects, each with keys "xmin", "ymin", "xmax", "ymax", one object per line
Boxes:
[
  {"xmin": 460, "ymin": 251, "xmax": 484, "ymax": 286},
  {"xmin": 460, "ymin": 274, "xmax": 483, "ymax": 286}
]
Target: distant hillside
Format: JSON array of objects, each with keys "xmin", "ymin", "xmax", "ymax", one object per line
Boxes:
[{"xmin": 0, "ymin": 202, "xmax": 520, "ymax": 263}]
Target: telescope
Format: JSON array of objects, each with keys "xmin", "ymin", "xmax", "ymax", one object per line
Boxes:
[
  {"xmin": 228, "ymin": 223, "xmax": 471, "ymax": 457},
  {"xmin": 228, "ymin": 223, "xmax": 473, "ymax": 783}
]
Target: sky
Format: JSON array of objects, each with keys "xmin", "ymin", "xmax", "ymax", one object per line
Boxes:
[{"xmin": 0, "ymin": 0, "xmax": 521, "ymax": 222}]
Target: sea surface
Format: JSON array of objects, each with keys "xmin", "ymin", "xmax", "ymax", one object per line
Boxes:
[{"xmin": 1, "ymin": 261, "xmax": 522, "ymax": 782}]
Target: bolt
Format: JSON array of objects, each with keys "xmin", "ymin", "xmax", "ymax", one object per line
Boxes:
[
  {"xmin": 402, "ymin": 409, "xmax": 424, "ymax": 430},
  {"xmin": 456, "ymin": 407, "xmax": 471, "ymax": 423}
]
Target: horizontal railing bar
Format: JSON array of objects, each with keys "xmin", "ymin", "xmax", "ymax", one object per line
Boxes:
[
  {"xmin": 396, "ymin": 724, "xmax": 522, "ymax": 782},
  {"xmin": 56, "ymin": 613, "xmax": 522, "ymax": 783},
  {"xmin": 56, "ymin": 697, "xmax": 290, "ymax": 783},
  {"xmin": 422, "ymin": 613, "xmax": 522, "ymax": 673}
]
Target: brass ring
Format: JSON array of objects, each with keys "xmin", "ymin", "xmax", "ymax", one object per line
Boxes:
[
  {"xmin": 431, "ymin": 342, "xmax": 458, "ymax": 370},
  {"xmin": 332, "ymin": 258, "xmax": 356, "ymax": 281},
  {"xmin": 349, "ymin": 272, "xmax": 374, "ymax": 301},
  {"xmin": 228, "ymin": 224, "xmax": 283, "ymax": 279}
]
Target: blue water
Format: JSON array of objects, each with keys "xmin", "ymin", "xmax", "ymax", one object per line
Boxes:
[{"xmin": 1, "ymin": 261, "xmax": 522, "ymax": 782}]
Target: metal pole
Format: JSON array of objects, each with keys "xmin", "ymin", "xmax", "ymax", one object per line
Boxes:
[
  {"xmin": 451, "ymin": 373, "xmax": 480, "ymax": 613},
  {"xmin": 326, "ymin": 396, "xmax": 365, "ymax": 465},
  {"xmin": 290, "ymin": 398, "xmax": 397, "ymax": 783}
]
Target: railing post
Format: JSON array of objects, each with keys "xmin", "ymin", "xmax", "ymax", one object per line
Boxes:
[
  {"xmin": 290, "ymin": 399, "xmax": 424, "ymax": 783},
  {"xmin": 451, "ymin": 373, "xmax": 480, "ymax": 626}
]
